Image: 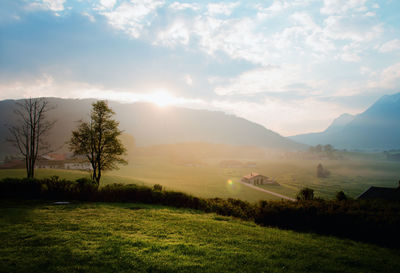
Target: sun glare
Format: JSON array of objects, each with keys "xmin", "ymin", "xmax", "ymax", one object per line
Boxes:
[{"xmin": 145, "ymin": 90, "xmax": 176, "ymax": 107}]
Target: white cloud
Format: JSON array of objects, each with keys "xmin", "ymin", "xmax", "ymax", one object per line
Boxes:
[
  {"xmin": 379, "ymin": 39, "xmax": 400, "ymax": 53},
  {"xmin": 154, "ymin": 21, "xmax": 190, "ymax": 46},
  {"xmin": 323, "ymin": 15, "xmax": 383, "ymax": 42},
  {"xmin": 207, "ymin": 2, "xmax": 239, "ymax": 16},
  {"xmin": 366, "ymin": 62, "xmax": 400, "ymax": 90},
  {"xmin": 184, "ymin": 74, "xmax": 193, "ymax": 85},
  {"xmin": 101, "ymin": 0, "xmax": 164, "ymax": 38},
  {"xmin": 320, "ymin": 0, "xmax": 367, "ymax": 15},
  {"xmin": 81, "ymin": 12, "xmax": 95, "ymax": 22},
  {"xmin": 379, "ymin": 62, "xmax": 400, "ymax": 89},
  {"xmin": 169, "ymin": 2, "xmax": 200, "ymax": 11},
  {"xmin": 28, "ymin": 0, "xmax": 66, "ymax": 12},
  {"xmin": 99, "ymin": 0, "xmax": 117, "ymax": 10},
  {"xmin": 213, "ymin": 66, "xmax": 319, "ymax": 96}
]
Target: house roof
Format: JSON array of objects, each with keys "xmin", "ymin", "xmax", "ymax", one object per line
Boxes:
[
  {"xmin": 242, "ymin": 173, "xmax": 270, "ymax": 179},
  {"xmin": 357, "ymin": 186, "xmax": 400, "ymax": 201}
]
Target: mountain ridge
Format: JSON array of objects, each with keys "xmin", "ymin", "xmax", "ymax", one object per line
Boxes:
[
  {"xmin": 0, "ymin": 97, "xmax": 305, "ymax": 158},
  {"xmin": 290, "ymin": 93, "xmax": 400, "ymax": 150}
]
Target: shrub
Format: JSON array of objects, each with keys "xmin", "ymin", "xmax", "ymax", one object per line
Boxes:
[
  {"xmin": 336, "ymin": 191, "xmax": 347, "ymax": 201},
  {"xmin": 153, "ymin": 184, "xmax": 163, "ymax": 191},
  {"xmin": 296, "ymin": 187, "xmax": 314, "ymax": 201}
]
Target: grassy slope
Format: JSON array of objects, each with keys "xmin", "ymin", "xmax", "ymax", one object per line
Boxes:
[{"xmin": 0, "ymin": 200, "xmax": 399, "ymax": 273}]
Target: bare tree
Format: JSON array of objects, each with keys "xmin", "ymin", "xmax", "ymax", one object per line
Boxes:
[{"xmin": 7, "ymin": 98, "xmax": 56, "ymax": 178}]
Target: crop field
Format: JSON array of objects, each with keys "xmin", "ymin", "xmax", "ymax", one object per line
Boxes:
[{"xmin": 1, "ymin": 200, "xmax": 399, "ymax": 273}]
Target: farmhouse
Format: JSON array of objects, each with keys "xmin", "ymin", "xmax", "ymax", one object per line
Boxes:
[
  {"xmin": 357, "ymin": 181, "xmax": 400, "ymax": 201},
  {"xmin": 64, "ymin": 162, "xmax": 92, "ymax": 170},
  {"xmin": 241, "ymin": 173, "xmax": 279, "ymax": 185}
]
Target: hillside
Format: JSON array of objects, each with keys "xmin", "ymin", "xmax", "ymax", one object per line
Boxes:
[
  {"xmin": 290, "ymin": 93, "xmax": 400, "ymax": 150},
  {"xmin": 1, "ymin": 200, "xmax": 399, "ymax": 273},
  {"xmin": 0, "ymin": 98, "xmax": 304, "ymax": 158}
]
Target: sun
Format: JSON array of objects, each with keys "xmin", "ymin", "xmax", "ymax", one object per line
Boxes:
[{"xmin": 145, "ymin": 89, "xmax": 176, "ymax": 107}]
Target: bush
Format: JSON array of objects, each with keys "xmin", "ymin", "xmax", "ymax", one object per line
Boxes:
[
  {"xmin": 1, "ymin": 177, "xmax": 400, "ymax": 248},
  {"xmin": 296, "ymin": 187, "xmax": 314, "ymax": 201},
  {"xmin": 153, "ymin": 184, "xmax": 163, "ymax": 191},
  {"xmin": 336, "ymin": 191, "xmax": 347, "ymax": 201}
]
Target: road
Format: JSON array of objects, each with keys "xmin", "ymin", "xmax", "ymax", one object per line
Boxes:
[{"xmin": 238, "ymin": 181, "xmax": 296, "ymax": 201}]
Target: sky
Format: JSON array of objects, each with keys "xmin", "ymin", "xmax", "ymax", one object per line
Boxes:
[{"xmin": 1, "ymin": 0, "xmax": 400, "ymax": 136}]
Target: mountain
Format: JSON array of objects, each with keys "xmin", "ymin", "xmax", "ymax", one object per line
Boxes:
[
  {"xmin": 289, "ymin": 113, "xmax": 355, "ymax": 146},
  {"xmin": 290, "ymin": 93, "xmax": 400, "ymax": 150},
  {"xmin": 0, "ymin": 98, "xmax": 304, "ymax": 158}
]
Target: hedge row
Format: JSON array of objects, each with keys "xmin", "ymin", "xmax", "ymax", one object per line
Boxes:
[{"xmin": 1, "ymin": 177, "xmax": 399, "ymax": 248}]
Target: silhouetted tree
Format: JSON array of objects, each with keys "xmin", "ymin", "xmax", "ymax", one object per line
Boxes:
[
  {"xmin": 69, "ymin": 101, "xmax": 127, "ymax": 186},
  {"xmin": 7, "ymin": 98, "xmax": 55, "ymax": 178},
  {"xmin": 317, "ymin": 163, "xmax": 330, "ymax": 178},
  {"xmin": 296, "ymin": 187, "xmax": 314, "ymax": 201},
  {"xmin": 336, "ymin": 191, "xmax": 347, "ymax": 201}
]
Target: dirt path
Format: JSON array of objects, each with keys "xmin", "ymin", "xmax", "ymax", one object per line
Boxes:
[{"xmin": 238, "ymin": 181, "xmax": 296, "ymax": 201}]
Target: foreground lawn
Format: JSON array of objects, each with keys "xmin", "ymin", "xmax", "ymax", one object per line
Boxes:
[{"xmin": 0, "ymin": 200, "xmax": 399, "ymax": 273}]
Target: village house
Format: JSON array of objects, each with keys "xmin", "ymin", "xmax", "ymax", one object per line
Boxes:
[
  {"xmin": 64, "ymin": 162, "xmax": 92, "ymax": 171},
  {"xmin": 357, "ymin": 181, "xmax": 400, "ymax": 201},
  {"xmin": 241, "ymin": 173, "xmax": 279, "ymax": 185}
]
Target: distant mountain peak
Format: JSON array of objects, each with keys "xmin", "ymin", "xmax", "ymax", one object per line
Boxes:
[{"xmin": 289, "ymin": 93, "xmax": 400, "ymax": 150}]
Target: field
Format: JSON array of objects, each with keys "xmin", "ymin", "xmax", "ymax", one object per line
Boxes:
[
  {"xmin": 109, "ymin": 154, "xmax": 400, "ymax": 201},
  {"xmin": 2, "ymin": 154, "xmax": 399, "ymax": 202},
  {"xmin": 1, "ymin": 199, "xmax": 399, "ymax": 273}
]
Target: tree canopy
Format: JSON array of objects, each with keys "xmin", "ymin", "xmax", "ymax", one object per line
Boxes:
[{"xmin": 69, "ymin": 101, "xmax": 126, "ymax": 185}]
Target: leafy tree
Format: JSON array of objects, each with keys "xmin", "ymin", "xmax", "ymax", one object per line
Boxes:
[
  {"xmin": 317, "ymin": 163, "xmax": 330, "ymax": 178},
  {"xmin": 69, "ymin": 101, "xmax": 127, "ymax": 186},
  {"xmin": 7, "ymin": 98, "xmax": 55, "ymax": 178},
  {"xmin": 296, "ymin": 187, "xmax": 314, "ymax": 201},
  {"xmin": 336, "ymin": 191, "xmax": 347, "ymax": 201}
]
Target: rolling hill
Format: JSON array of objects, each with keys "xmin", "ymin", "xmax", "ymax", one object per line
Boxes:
[
  {"xmin": 290, "ymin": 93, "xmax": 400, "ymax": 150},
  {"xmin": 0, "ymin": 98, "xmax": 304, "ymax": 158}
]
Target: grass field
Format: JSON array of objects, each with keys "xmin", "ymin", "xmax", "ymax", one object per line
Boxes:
[
  {"xmin": 110, "ymin": 155, "xmax": 400, "ymax": 200},
  {"xmin": 2, "ymin": 155, "xmax": 399, "ymax": 202},
  {"xmin": 1, "ymin": 200, "xmax": 399, "ymax": 273}
]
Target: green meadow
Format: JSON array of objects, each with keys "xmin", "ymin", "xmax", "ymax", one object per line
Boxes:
[
  {"xmin": 109, "ymin": 154, "xmax": 400, "ymax": 201},
  {"xmin": 1, "ymin": 200, "xmax": 399, "ymax": 273},
  {"xmin": 1, "ymin": 154, "xmax": 399, "ymax": 202}
]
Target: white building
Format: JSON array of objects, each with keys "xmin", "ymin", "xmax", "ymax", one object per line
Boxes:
[
  {"xmin": 241, "ymin": 173, "xmax": 279, "ymax": 185},
  {"xmin": 64, "ymin": 162, "xmax": 92, "ymax": 170}
]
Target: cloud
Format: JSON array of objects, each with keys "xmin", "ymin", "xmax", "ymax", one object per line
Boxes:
[
  {"xmin": 379, "ymin": 39, "xmax": 400, "ymax": 53},
  {"xmin": 323, "ymin": 15, "xmax": 383, "ymax": 42},
  {"xmin": 184, "ymin": 74, "xmax": 193, "ymax": 85},
  {"xmin": 154, "ymin": 20, "xmax": 190, "ymax": 47},
  {"xmin": 213, "ymin": 66, "xmax": 319, "ymax": 96},
  {"xmin": 28, "ymin": 0, "xmax": 66, "ymax": 12},
  {"xmin": 98, "ymin": 0, "xmax": 117, "ymax": 10},
  {"xmin": 320, "ymin": 0, "xmax": 367, "ymax": 15},
  {"xmin": 100, "ymin": 0, "xmax": 164, "ymax": 38},
  {"xmin": 81, "ymin": 12, "xmax": 95, "ymax": 22},
  {"xmin": 207, "ymin": 2, "xmax": 239, "ymax": 16},
  {"xmin": 169, "ymin": 2, "xmax": 200, "ymax": 11},
  {"xmin": 365, "ymin": 62, "xmax": 400, "ymax": 90}
]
